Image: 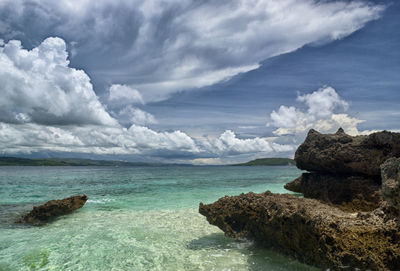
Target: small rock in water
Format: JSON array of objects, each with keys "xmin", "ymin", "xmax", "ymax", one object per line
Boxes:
[{"xmin": 17, "ymin": 195, "xmax": 88, "ymax": 225}]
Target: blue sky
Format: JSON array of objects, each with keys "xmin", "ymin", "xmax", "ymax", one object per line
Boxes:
[{"xmin": 0, "ymin": 0, "xmax": 398, "ymax": 164}]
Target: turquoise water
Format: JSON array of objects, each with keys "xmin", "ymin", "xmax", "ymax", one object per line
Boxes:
[{"xmin": 0, "ymin": 166, "xmax": 317, "ymax": 271}]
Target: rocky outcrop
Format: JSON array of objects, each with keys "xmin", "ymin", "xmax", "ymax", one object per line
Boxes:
[
  {"xmin": 17, "ymin": 195, "xmax": 88, "ymax": 224},
  {"xmin": 284, "ymin": 173, "xmax": 382, "ymax": 212},
  {"xmin": 285, "ymin": 128, "xmax": 400, "ymax": 210},
  {"xmin": 295, "ymin": 128, "xmax": 400, "ymax": 177},
  {"xmin": 381, "ymin": 158, "xmax": 400, "ymax": 214},
  {"xmin": 199, "ymin": 191, "xmax": 400, "ymax": 270},
  {"xmin": 200, "ymin": 128, "xmax": 400, "ymax": 270}
]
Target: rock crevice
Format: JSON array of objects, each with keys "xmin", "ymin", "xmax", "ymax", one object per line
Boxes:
[{"xmin": 284, "ymin": 172, "xmax": 382, "ymax": 212}]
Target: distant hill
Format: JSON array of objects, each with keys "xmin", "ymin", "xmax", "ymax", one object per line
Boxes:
[
  {"xmin": 0, "ymin": 157, "xmax": 190, "ymax": 167},
  {"xmin": 233, "ymin": 158, "xmax": 296, "ymax": 166}
]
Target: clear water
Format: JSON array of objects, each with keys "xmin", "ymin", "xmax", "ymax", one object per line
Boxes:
[{"xmin": 0, "ymin": 166, "xmax": 317, "ymax": 271}]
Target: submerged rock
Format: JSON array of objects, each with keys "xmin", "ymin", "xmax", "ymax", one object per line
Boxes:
[
  {"xmin": 199, "ymin": 191, "xmax": 400, "ymax": 271},
  {"xmin": 17, "ymin": 195, "xmax": 88, "ymax": 224},
  {"xmin": 284, "ymin": 172, "xmax": 382, "ymax": 212},
  {"xmin": 295, "ymin": 129, "xmax": 400, "ymax": 177}
]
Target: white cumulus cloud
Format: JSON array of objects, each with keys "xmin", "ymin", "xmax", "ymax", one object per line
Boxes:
[
  {"xmin": 0, "ymin": 37, "xmax": 200, "ymax": 158},
  {"xmin": 0, "ymin": 37, "xmax": 117, "ymax": 126},
  {"xmin": 296, "ymin": 86, "xmax": 349, "ymax": 119},
  {"xmin": 117, "ymin": 106, "xmax": 157, "ymax": 126},
  {"xmin": 211, "ymin": 130, "xmax": 296, "ymax": 156},
  {"xmin": 268, "ymin": 86, "xmax": 364, "ymax": 137},
  {"xmin": 109, "ymin": 84, "xmax": 144, "ymax": 104}
]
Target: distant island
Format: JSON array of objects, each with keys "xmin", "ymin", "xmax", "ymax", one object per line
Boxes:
[
  {"xmin": 0, "ymin": 157, "xmax": 190, "ymax": 167},
  {"xmin": 0, "ymin": 156, "xmax": 295, "ymax": 167},
  {"xmin": 233, "ymin": 158, "xmax": 295, "ymax": 166}
]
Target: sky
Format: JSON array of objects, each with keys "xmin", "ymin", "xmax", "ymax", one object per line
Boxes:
[{"xmin": 0, "ymin": 0, "xmax": 399, "ymax": 164}]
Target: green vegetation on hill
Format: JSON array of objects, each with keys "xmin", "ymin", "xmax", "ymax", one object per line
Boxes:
[
  {"xmin": 0, "ymin": 156, "xmax": 295, "ymax": 166},
  {"xmin": 0, "ymin": 157, "xmax": 189, "ymax": 167},
  {"xmin": 233, "ymin": 158, "xmax": 295, "ymax": 166}
]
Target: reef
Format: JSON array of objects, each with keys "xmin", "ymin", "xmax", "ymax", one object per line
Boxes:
[
  {"xmin": 17, "ymin": 195, "xmax": 88, "ymax": 225},
  {"xmin": 199, "ymin": 129, "xmax": 400, "ymax": 270}
]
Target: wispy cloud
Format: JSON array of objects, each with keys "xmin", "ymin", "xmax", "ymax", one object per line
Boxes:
[{"xmin": 0, "ymin": 0, "xmax": 384, "ymax": 102}]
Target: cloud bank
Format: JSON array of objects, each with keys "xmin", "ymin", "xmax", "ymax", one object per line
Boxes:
[
  {"xmin": 0, "ymin": 37, "xmax": 386, "ymax": 162},
  {"xmin": 0, "ymin": 37, "xmax": 296, "ymax": 161},
  {"xmin": 0, "ymin": 123, "xmax": 199, "ymax": 156},
  {"xmin": 0, "ymin": 0, "xmax": 384, "ymax": 102}
]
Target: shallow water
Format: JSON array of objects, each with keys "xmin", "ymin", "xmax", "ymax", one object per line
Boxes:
[{"xmin": 0, "ymin": 166, "xmax": 317, "ymax": 271}]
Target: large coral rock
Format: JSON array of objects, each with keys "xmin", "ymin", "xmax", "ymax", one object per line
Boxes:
[
  {"xmin": 284, "ymin": 173, "xmax": 382, "ymax": 212},
  {"xmin": 381, "ymin": 158, "xmax": 400, "ymax": 213},
  {"xmin": 200, "ymin": 129, "xmax": 400, "ymax": 270},
  {"xmin": 18, "ymin": 195, "xmax": 88, "ymax": 224},
  {"xmin": 199, "ymin": 191, "xmax": 400, "ymax": 271},
  {"xmin": 295, "ymin": 128, "xmax": 400, "ymax": 177}
]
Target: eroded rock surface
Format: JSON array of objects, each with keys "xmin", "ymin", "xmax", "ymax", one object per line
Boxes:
[
  {"xmin": 381, "ymin": 158, "xmax": 400, "ymax": 213},
  {"xmin": 284, "ymin": 173, "xmax": 382, "ymax": 212},
  {"xmin": 199, "ymin": 191, "xmax": 400, "ymax": 271},
  {"xmin": 295, "ymin": 128, "xmax": 400, "ymax": 177},
  {"xmin": 17, "ymin": 195, "xmax": 88, "ymax": 224}
]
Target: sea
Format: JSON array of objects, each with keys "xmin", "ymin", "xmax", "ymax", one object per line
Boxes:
[{"xmin": 0, "ymin": 166, "xmax": 318, "ymax": 271}]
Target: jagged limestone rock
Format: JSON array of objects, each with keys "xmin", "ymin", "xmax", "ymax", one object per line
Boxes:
[
  {"xmin": 295, "ymin": 129, "xmax": 400, "ymax": 177},
  {"xmin": 199, "ymin": 191, "xmax": 400, "ymax": 271}
]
